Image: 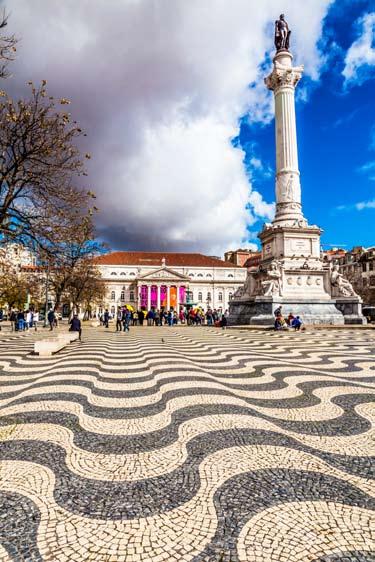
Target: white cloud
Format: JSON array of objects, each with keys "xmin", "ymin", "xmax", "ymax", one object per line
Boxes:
[
  {"xmin": 356, "ymin": 200, "xmax": 375, "ymax": 210},
  {"xmin": 7, "ymin": 0, "xmax": 332, "ymax": 254},
  {"xmin": 343, "ymin": 12, "xmax": 375, "ymax": 85}
]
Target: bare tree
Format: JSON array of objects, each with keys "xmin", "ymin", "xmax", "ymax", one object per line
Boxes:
[
  {"xmin": 0, "ymin": 82, "xmax": 96, "ymax": 252},
  {"xmin": 0, "ymin": 10, "xmax": 17, "ymax": 79}
]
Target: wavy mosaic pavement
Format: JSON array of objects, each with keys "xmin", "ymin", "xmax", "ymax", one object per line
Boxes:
[{"xmin": 0, "ymin": 326, "xmax": 374, "ymax": 561}]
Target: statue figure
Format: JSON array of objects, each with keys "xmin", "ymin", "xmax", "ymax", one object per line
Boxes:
[
  {"xmin": 261, "ymin": 260, "xmax": 283, "ymax": 297},
  {"xmin": 330, "ymin": 265, "xmax": 358, "ymax": 297},
  {"xmin": 274, "ymin": 14, "xmax": 291, "ymax": 51}
]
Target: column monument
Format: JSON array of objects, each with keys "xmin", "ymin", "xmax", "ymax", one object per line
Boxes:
[{"xmin": 229, "ymin": 15, "xmax": 365, "ymax": 325}]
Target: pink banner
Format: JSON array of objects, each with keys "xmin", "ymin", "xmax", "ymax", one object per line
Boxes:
[
  {"xmin": 160, "ymin": 285, "xmax": 167, "ymax": 308},
  {"xmin": 179, "ymin": 286, "xmax": 186, "ymax": 305},
  {"xmin": 140, "ymin": 285, "xmax": 148, "ymax": 309}
]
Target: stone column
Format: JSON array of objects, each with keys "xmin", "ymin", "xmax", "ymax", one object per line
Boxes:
[
  {"xmin": 265, "ymin": 51, "xmax": 305, "ymax": 227},
  {"xmin": 157, "ymin": 286, "xmax": 161, "ymax": 310},
  {"xmin": 147, "ymin": 285, "xmax": 151, "ymax": 310},
  {"xmin": 176, "ymin": 285, "xmax": 180, "ymax": 312}
]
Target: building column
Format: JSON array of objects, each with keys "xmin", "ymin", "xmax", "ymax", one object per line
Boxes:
[
  {"xmin": 147, "ymin": 285, "xmax": 151, "ymax": 310},
  {"xmin": 167, "ymin": 286, "xmax": 170, "ymax": 310},
  {"xmin": 157, "ymin": 286, "xmax": 161, "ymax": 310},
  {"xmin": 176, "ymin": 285, "xmax": 180, "ymax": 312}
]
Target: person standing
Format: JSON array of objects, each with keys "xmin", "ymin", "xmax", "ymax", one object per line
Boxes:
[
  {"xmin": 0, "ymin": 308, "xmax": 3, "ymax": 331},
  {"xmin": 17, "ymin": 310, "xmax": 25, "ymax": 331},
  {"xmin": 123, "ymin": 308, "xmax": 131, "ymax": 332},
  {"xmin": 138, "ymin": 309, "xmax": 144, "ymax": 326},
  {"xmin": 10, "ymin": 310, "xmax": 16, "ymax": 332},
  {"xmin": 69, "ymin": 313, "xmax": 82, "ymax": 341},
  {"xmin": 47, "ymin": 309, "xmax": 55, "ymax": 331},
  {"xmin": 116, "ymin": 308, "xmax": 122, "ymax": 332}
]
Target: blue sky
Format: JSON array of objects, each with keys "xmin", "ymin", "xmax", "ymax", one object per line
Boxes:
[{"xmin": 240, "ymin": 0, "xmax": 375, "ymax": 251}]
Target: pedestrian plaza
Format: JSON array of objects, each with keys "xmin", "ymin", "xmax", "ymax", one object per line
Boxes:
[{"xmin": 0, "ymin": 325, "xmax": 374, "ymax": 561}]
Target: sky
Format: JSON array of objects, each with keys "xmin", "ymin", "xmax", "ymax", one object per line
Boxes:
[{"xmin": 3, "ymin": 0, "xmax": 375, "ymax": 256}]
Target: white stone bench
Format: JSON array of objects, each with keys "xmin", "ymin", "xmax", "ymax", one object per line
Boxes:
[{"xmin": 34, "ymin": 332, "xmax": 79, "ymax": 356}]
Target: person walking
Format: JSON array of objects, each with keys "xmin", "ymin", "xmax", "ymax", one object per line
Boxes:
[
  {"xmin": 123, "ymin": 308, "xmax": 131, "ymax": 332},
  {"xmin": 69, "ymin": 313, "xmax": 82, "ymax": 341},
  {"xmin": 17, "ymin": 310, "xmax": 25, "ymax": 331},
  {"xmin": 33, "ymin": 311, "xmax": 39, "ymax": 331},
  {"xmin": 103, "ymin": 309, "xmax": 109, "ymax": 328},
  {"xmin": 47, "ymin": 309, "xmax": 55, "ymax": 331},
  {"xmin": 0, "ymin": 308, "xmax": 3, "ymax": 331}
]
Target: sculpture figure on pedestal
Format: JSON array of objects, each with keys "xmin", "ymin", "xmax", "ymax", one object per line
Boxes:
[
  {"xmin": 330, "ymin": 265, "xmax": 358, "ymax": 297},
  {"xmin": 274, "ymin": 14, "xmax": 291, "ymax": 51},
  {"xmin": 261, "ymin": 260, "xmax": 283, "ymax": 297}
]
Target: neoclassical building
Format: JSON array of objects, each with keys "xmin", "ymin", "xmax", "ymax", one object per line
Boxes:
[{"xmin": 95, "ymin": 252, "xmax": 246, "ymax": 316}]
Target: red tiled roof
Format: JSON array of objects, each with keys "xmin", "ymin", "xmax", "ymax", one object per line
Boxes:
[{"xmin": 96, "ymin": 252, "xmax": 241, "ymax": 268}]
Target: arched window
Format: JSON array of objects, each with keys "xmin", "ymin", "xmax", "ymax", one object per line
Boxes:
[
  {"xmin": 198, "ymin": 292, "xmax": 203, "ymax": 301},
  {"xmin": 218, "ymin": 292, "xmax": 223, "ymax": 302},
  {"xmin": 120, "ymin": 291, "xmax": 125, "ymax": 301},
  {"xmin": 129, "ymin": 272, "xmax": 135, "ymax": 276},
  {"xmin": 206, "ymin": 273, "xmax": 212, "ymax": 278},
  {"xmin": 120, "ymin": 272, "xmax": 126, "ymax": 276},
  {"xmin": 130, "ymin": 291, "xmax": 135, "ymax": 301},
  {"xmin": 227, "ymin": 274, "xmax": 234, "ymax": 278},
  {"xmin": 197, "ymin": 273, "xmax": 203, "ymax": 278},
  {"xmin": 111, "ymin": 291, "xmax": 115, "ymax": 300},
  {"xmin": 190, "ymin": 273, "xmax": 194, "ymax": 277},
  {"xmin": 111, "ymin": 272, "xmax": 117, "ymax": 276},
  {"xmin": 207, "ymin": 291, "xmax": 212, "ymax": 300},
  {"xmin": 229, "ymin": 292, "xmax": 233, "ymax": 301}
]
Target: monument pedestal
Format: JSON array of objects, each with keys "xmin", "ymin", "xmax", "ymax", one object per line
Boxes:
[{"xmin": 228, "ymin": 296, "xmax": 366, "ymax": 326}]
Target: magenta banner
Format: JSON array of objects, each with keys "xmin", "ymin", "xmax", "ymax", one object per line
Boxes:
[
  {"xmin": 140, "ymin": 285, "xmax": 148, "ymax": 309},
  {"xmin": 151, "ymin": 285, "xmax": 158, "ymax": 308}
]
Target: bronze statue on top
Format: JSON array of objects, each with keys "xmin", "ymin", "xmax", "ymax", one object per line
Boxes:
[{"xmin": 274, "ymin": 14, "xmax": 291, "ymax": 51}]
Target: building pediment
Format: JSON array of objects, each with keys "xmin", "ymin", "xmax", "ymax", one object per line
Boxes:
[{"xmin": 138, "ymin": 267, "xmax": 190, "ymax": 282}]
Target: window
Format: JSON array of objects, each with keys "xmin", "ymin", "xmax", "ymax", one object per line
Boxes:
[
  {"xmin": 362, "ymin": 263, "xmax": 367, "ymax": 272},
  {"xmin": 198, "ymin": 292, "xmax": 203, "ymax": 301},
  {"xmin": 370, "ymin": 276, "xmax": 375, "ymax": 286},
  {"xmin": 207, "ymin": 291, "xmax": 211, "ymax": 300},
  {"xmin": 111, "ymin": 291, "xmax": 115, "ymax": 301},
  {"xmin": 197, "ymin": 273, "xmax": 203, "ymax": 278},
  {"xmin": 190, "ymin": 273, "xmax": 194, "ymax": 277},
  {"xmin": 111, "ymin": 272, "xmax": 117, "ymax": 276},
  {"xmin": 206, "ymin": 274, "xmax": 212, "ymax": 278},
  {"xmin": 370, "ymin": 262, "xmax": 374, "ymax": 271},
  {"xmin": 130, "ymin": 291, "xmax": 135, "ymax": 301},
  {"xmin": 120, "ymin": 291, "xmax": 125, "ymax": 301},
  {"xmin": 129, "ymin": 272, "xmax": 135, "ymax": 276},
  {"xmin": 227, "ymin": 274, "xmax": 234, "ymax": 278},
  {"xmin": 229, "ymin": 292, "xmax": 233, "ymax": 301},
  {"xmin": 218, "ymin": 292, "xmax": 223, "ymax": 302}
]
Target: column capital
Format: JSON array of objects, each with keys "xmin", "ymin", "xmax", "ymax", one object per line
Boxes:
[{"xmin": 264, "ymin": 60, "xmax": 304, "ymax": 93}]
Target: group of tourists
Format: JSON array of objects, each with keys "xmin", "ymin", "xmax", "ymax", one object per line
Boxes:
[
  {"xmin": 8, "ymin": 309, "xmax": 40, "ymax": 331},
  {"xmin": 99, "ymin": 306, "xmax": 230, "ymax": 330},
  {"xmin": 274, "ymin": 306, "xmax": 303, "ymax": 331}
]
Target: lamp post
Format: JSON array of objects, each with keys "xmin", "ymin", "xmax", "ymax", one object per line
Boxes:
[{"xmin": 43, "ymin": 259, "xmax": 50, "ymax": 328}]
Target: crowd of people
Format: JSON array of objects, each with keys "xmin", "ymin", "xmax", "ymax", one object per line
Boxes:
[
  {"xmin": 98, "ymin": 307, "xmax": 230, "ymax": 330},
  {"xmin": 273, "ymin": 306, "xmax": 303, "ymax": 331},
  {"xmin": 6, "ymin": 309, "xmax": 41, "ymax": 331}
]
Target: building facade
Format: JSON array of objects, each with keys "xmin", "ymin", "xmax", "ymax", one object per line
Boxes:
[{"xmin": 95, "ymin": 252, "xmax": 246, "ymax": 316}]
